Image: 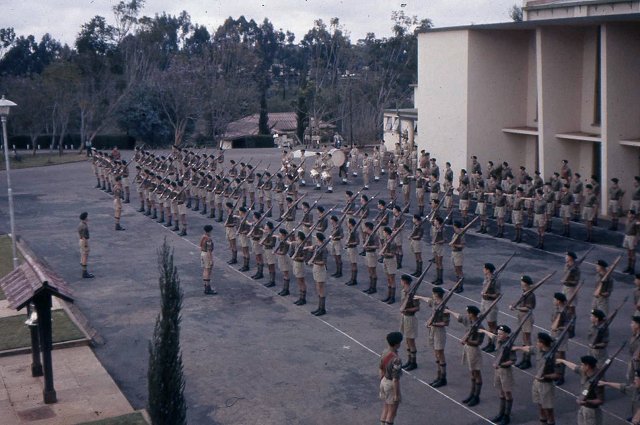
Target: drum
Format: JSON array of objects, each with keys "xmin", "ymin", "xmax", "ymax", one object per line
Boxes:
[
  {"xmin": 310, "ymin": 169, "xmax": 320, "ymax": 178},
  {"xmin": 321, "ymin": 171, "xmax": 330, "ymax": 181},
  {"xmin": 329, "ymin": 148, "xmax": 346, "ymax": 167}
]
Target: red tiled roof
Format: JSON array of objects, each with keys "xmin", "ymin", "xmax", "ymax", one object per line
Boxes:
[
  {"xmin": 0, "ymin": 253, "xmax": 73, "ymax": 310},
  {"xmin": 224, "ymin": 112, "xmax": 299, "ymax": 140}
]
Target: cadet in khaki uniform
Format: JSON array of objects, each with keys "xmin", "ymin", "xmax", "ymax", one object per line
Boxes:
[
  {"xmin": 391, "ymin": 205, "xmax": 405, "ymax": 269},
  {"xmin": 588, "ymin": 309, "xmax": 609, "ymax": 368},
  {"xmin": 480, "ymin": 325, "xmax": 516, "ymax": 424},
  {"xmin": 379, "ymin": 332, "xmax": 404, "ymax": 425},
  {"xmin": 513, "ymin": 332, "xmax": 557, "ymax": 425},
  {"xmin": 533, "ymin": 189, "xmax": 547, "ymax": 249},
  {"xmin": 274, "ymin": 174, "xmax": 286, "ymax": 219},
  {"xmin": 511, "ymin": 187, "xmax": 525, "ymax": 243},
  {"xmin": 260, "ymin": 221, "xmax": 277, "ymax": 289},
  {"xmin": 329, "ymin": 215, "xmax": 344, "ymax": 278},
  {"xmin": 262, "ymin": 171, "xmax": 274, "ymax": 218},
  {"xmin": 176, "ymin": 181, "xmax": 188, "ymax": 236},
  {"xmin": 494, "ymin": 187, "xmax": 507, "ymax": 238},
  {"xmin": 224, "ymin": 202, "xmax": 239, "ymax": 265},
  {"xmin": 481, "ymin": 263, "xmax": 501, "ymax": 353},
  {"xmin": 274, "ymin": 228, "xmax": 291, "ymax": 296},
  {"xmin": 363, "ymin": 221, "xmax": 380, "ymax": 295},
  {"xmin": 236, "ymin": 207, "xmax": 251, "ymax": 272},
  {"xmin": 308, "ymin": 232, "xmax": 328, "ymax": 316},
  {"xmin": 510, "ymin": 275, "xmax": 536, "ymax": 369},
  {"xmin": 380, "ymin": 226, "xmax": 398, "ymax": 304},
  {"xmin": 398, "ymin": 275, "xmax": 420, "ymax": 372},
  {"xmin": 414, "ymin": 168, "xmax": 427, "ymax": 216},
  {"xmin": 592, "ymin": 260, "xmax": 613, "ymax": 314},
  {"xmin": 450, "ymin": 221, "xmax": 465, "ymax": 293},
  {"xmin": 556, "ymin": 356, "xmax": 604, "ymax": 425},
  {"xmin": 550, "ymin": 292, "xmax": 571, "ymax": 385},
  {"xmin": 362, "ymin": 153, "xmax": 371, "ymax": 189},
  {"xmin": 544, "ymin": 182, "xmax": 555, "ymax": 232},
  {"xmin": 387, "ymin": 160, "xmax": 397, "ymax": 201},
  {"xmin": 559, "ymin": 183, "xmax": 572, "ymax": 236},
  {"xmin": 78, "ymin": 212, "xmax": 94, "ymax": 279},
  {"xmin": 447, "ymin": 305, "xmax": 484, "ymax": 406},
  {"xmin": 608, "ymin": 177, "xmax": 624, "ymax": 230},
  {"xmin": 344, "ymin": 218, "xmax": 360, "ymax": 286},
  {"xmin": 561, "ymin": 251, "xmax": 581, "ymax": 317},
  {"xmin": 415, "ymin": 287, "xmax": 450, "ymax": 387},
  {"xmin": 409, "ymin": 214, "xmax": 424, "ymax": 278},
  {"xmin": 583, "ymin": 184, "xmax": 598, "ymax": 242},
  {"xmin": 623, "ymin": 210, "xmax": 639, "ymax": 275},
  {"xmin": 199, "ymin": 225, "xmax": 216, "ymax": 295},
  {"xmin": 283, "ymin": 196, "xmax": 296, "ymax": 232},
  {"xmin": 249, "ymin": 212, "xmax": 265, "ymax": 280},
  {"xmin": 291, "ymin": 231, "xmax": 308, "ymax": 306},
  {"xmin": 599, "ymin": 370, "xmax": 640, "ymax": 424},
  {"xmin": 113, "ymin": 176, "xmax": 125, "ymax": 231},
  {"xmin": 475, "ymin": 178, "xmax": 488, "ymax": 233},
  {"xmin": 431, "ymin": 216, "xmax": 445, "ymax": 286}
]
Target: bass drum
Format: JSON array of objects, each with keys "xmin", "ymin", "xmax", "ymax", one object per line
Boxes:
[
  {"xmin": 292, "ymin": 149, "xmax": 316, "ymax": 159},
  {"xmin": 328, "ymin": 148, "xmax": 346, "ymax": 167}
]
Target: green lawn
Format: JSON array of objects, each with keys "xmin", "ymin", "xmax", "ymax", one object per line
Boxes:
[
  {"xmin": 0, "ymin": 310, "xmax": 85, "ymax": 352},
  {"xmin": 76, "ymin": 412, "xmax": 148, "ymax": 425},
  {"xmin": 0, "ymin": 153, "xmax": 87, "ymax": 170}
]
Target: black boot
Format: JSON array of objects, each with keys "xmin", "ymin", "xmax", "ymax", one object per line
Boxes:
[
  {"xmin": 157, "ymin": 210, "xmax": 164, "ymax": 223},
  {"xmin": 397, "ymin": 255, "xmax": 403, "ymax": 269},
  {"xmin": 411, "ymin": 261, "xmax": 423, "ymax": 278},
  {"xmin": 277, "ymin": 279, "xmax": 289, "ymax": 295},
  {"xmin": 467, "ymin": 382, "xmax": 481, "ymax": 407},
  {"xmin": 345, "ymin": 268, "xmax": 357, "ymax": 286},
  {"xmin": 501, "ymin": 399, "xmax": 512, "ymax": 425},
  {"xmin": 294, "ymin": 290, "xmax": 306, "ymax": 305},
  {"xmin": 482, "ymin": 340, "xmax": 496, "ymax": 353},
  {"xmin": 462, "ymin": 381, "xmax": 475, "ymax": 404},
  {"xmin": 145, "ymin": 206, "xmax": 151, "ymax": 216},
  {"xmin": 311, "ymin": 297, "xmax": 326, "ymax": 316},
  {"xmin": 381, "ymin": 286, "xmax": 392, "ymax": 303},
  {"xmin": 193, "ymin": 199, "xmax": 200, "ymax": 211},
  {"xmin": 491, "ymin": 398, "xmax": 506, "ymax": 423},
  {"xmin": 164, "ymin": 217, "xmax": 173, "ymax": 228},
  {"xmin": 201, "ymin": 204, "xmax": 207, "ymax": 215},
  {"xmin": 227, "ymin": 251, "xmax": 238, "ymax": 265},
  {"xmin": 405, "ymin": 352, "xmax": 417, "ymax": 371},
  {"xmin": 138, "ymin": 204, "xmax": 145, "ymax": 213},
  {"xmin": 204, "ymin": 283, "xmax": 216, "ymax": 295},
  {"xmin": 517, "ymin": 353, "xmax": 532, "ymax": 370},
  {"xmin": 152, "ymin": 209, "xmax": 157, "ymax": 220},
  {"xmin": 453, "ymin": 277, "xmax": 464, "ymax": 293},
  {"xmin": 216, "ymin": 209, "xmax": 224, "ymax": 222},
  {"xmin": 252, "ymin": 264, "xmax": 264, "ymax": 279},
  {"xmin": 432, "ymin": 268, "xmax": 443, "ymax": 286},
  {"xmin": 115, "ymin": 223, "xmax": 125, "ymax": 231},
  {"xmin": 402, "ymin": 350, "xmax": 413, "ymax": 369},
  {"xmin": 429, "ymin": 364, "xmax": 441, "ymax": 386},
  {"xmin": 239, "ymin": 257, "xmax": 250, "ymax": 272},
  {"xmin": 82, "ymin": 269, "xmax": 95, "ymax": 279},
  {"xmin": 173, "ymin": 222, "xmax": 180, "ymax": 232},
  {"xmin": 363, "ymin": 277, "xmax": 377, "ymax": 294},
  {"xmin": 386, "ymin": 287, "xmax": 396, "ymax": 305},
  {"xmin": 432, "ymin": 363, "xmax": 446, "ymax": 387}
]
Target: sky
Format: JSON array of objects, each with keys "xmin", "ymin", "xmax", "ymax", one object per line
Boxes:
[{"xmin": 0, "ymin": 0, "xmax": 521, "ymax": 46}]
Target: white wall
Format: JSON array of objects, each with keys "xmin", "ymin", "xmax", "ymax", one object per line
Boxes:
[{"xmin": 416, "ymin": 31, "xmax": 469, "ymax": 174}]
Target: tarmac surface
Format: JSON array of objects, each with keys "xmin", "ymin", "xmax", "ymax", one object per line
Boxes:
[{"xmin": 0, "ymin": 148, "xmax": 637, "ymax": 424}]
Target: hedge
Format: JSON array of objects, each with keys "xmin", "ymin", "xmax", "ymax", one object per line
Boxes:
[
  {"xmin": 8, "ymin": 134, "xmax": 136, "ymax": 150},
  {"xmin": 230, "ymin": 135, "xmax": 275, "ymax": 149}
]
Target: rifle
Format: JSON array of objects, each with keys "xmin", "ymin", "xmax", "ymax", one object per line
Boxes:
[
  {"xmin": 223, "ymin": 196, "xmax": 243, "ymax": 226},
  {"xmin": 461, "ymin": 294, "xmax": 503, "ymax": 344},
  {"xmin": 427, "ymin": 187, "xmax": 452, "ymax": 222},
  {"xmin": 234, "ymin": 201, "xmax": 257, "ymax": 237},
  {"xmin": 258, "ymin": 169, "xmax": 277, "ymax": 190},
  {"xmin": 560, "ymin": 246, "xmax": 594, "ymax": 284},
  {"xmin": 495, "ymin": 310, "xmax": 533, "ymax": 366},
  {"xmin": 346, "ymin": 193, "xmax": 380, "ymax": 237},
  {"xmin": 593, "ymin": 255, "xmax": 621, "ymax": 297},
  {"xmin": 363, "ymin": 208, "xmax": 390, "ymax": 248},
  {"xmin": 593, "ymin": 296, "xmax": 628, "ymax": 346},
  {"xmin": 378, "ymin": 223, "xmax": 405, "ymax": 256},
  {"xmin": 399, "ymin": 261, "xmax": 435, "ymax": 312},
  {"xmin": 449, "ymin": 216, "xmax": 480, "ymax": 246},
  {"xmin": 307, "ymin": 236, "xmax": 332, "ymax": 265},
  {"xmin": 247, "ymin": 206, "xmax": 273, "ymax": 238},
  {"xmin": 170, "ymin": 182, "xmax": 192, "ymax": 201},
  {"xmin": 291, "ymin": 203, "xmax": 332, "ymax": 259},
  {"xmin": 538, "ymin": 316, "xmax": 576, "ymax": 379},
  {"xmin": 510, "ymin": 271, "xmax": 556, "ymax": 310},
  {"xmin": 426, "ymin": 278, "xmax": 463, "ymax": 327},
  {"xmin": 494, "ymin": 252, "xmax": 517, "ymax": 280},
  {"xmin": 578, "ymin": 342, "xmax": 627, "ymax": 403},
  {"xmin": 330, "ymin": 207, "xmax": 350, "ymax": 239},
  {"xmin": 281, "ymin": 194, "xmax": 308, "ymax": 223}
]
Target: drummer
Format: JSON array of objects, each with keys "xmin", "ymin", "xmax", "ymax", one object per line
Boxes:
[
  {"xmin": 322, "ymin": 153, "xmax": 335, "ymax": 193},
  {"xmin": 313, "ymin": 152, "xmax": 323, "ymax": 190}
]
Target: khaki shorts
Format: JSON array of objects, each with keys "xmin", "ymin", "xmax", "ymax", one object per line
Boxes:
[
  {"xmin": 330, "ymin": 239, "xmax": 343, "ymax": 255},
  {"xmin": 591, "ymin": 297, "xmax": 609, "ymax": 316},
  {"xmin": 171, "ymin": 203, "xmax": 178, "ymax": 215},
  {"xmin": 251, "ymin": 239, "xmax": 264, "ymax": 255},
  {"xmin": 201, "ymin": 252, "xmax": 213, "ymax": 269},
  {"xmin": 481, "ymin": 299, "xmax": 499, "ymax": 323},
  {"xmin": 238, "ymin": 235, "xmax": 249, "ymax": 249},
  {"xmin": 578, "ymin": 406, "xmax": 602, "ymax": 425},
  {"xmin": 387, "ymin": 179, "xmax": 396, "ymax": 190},
  {"xmin": 79, "ymin": 239, "xmax": 89, "ymax": 256},
  {"xmin": 293, "ymin": 260, "xmax": 305, "ymax": 278},
  {"xmin": 459, "ymin": 199, "xmax": 469, "ymax": 211},
  {"xmin": 551, "ymin": 328, "xmax": 569, "ymax": 351},
  {"xmin": 444, "ymin": 196, "xmax": 452, "ymax": 208},
  {"xmin": 582, "ymin": 206, "xmax": 595, "ymax": 221},
  {"xmin": 430, "ymin": 192, "xmax": 439, "ymax": 201},
  {"xmin": 518, "ymin": 311, "xmax": 534, "ymax": 333},
  {"xmin": 546, "ymin": 202, "xmax": 555, "ymax": 215},
  {"xmin": 463, "ymin": 345, "xmax": 482, "ymax": 371},
  {"xmin": 494, "ymin": 367, "xmax": 514, "ymax": 393},
  {"xmin": 562, "ymin": 284, "xmax": 578, "ymax": 304},
  {"xmin": 346, "ymin": 247, "xmax": 358, "ymax": 264},
  {"xmin": 432, "ymin": 243, "xmax": 443, "ymax": 257},
  {"xmin": 429, "ymin": 327, "xmax": 446, "ymax": 351},
  {"xmin": 379, "ymin": 377, "xmax": 401, "ymax": 404},
  {"xmin": 451, "ymin": 250, "xmax": 463, "ymax": 267},
  {"xmin": 400, "ymin": 315, "xmax": 418, "ymax": 339},
  {"xmin": 475, "ymin": 202, "xmax": 486, "ymax": 215},
  {"xmin": 533, "ymin": 213, "xmax": 545, "ymax": 228},
  {"xmin": 178, "ymin": 204, "xmax": 187, "ymax": 215},
  {"xmin": 623, "ymin": 235, "xmax": 638, "ymax": 250},
  {"xmin": 366, "ymin": 252, "xmax": 378, "ymax": 268},
  {"xmin": 512, "ymin": 210, "xmax": 523, "ymax": 225},
  {"xmin": 631, "ymin": 200, "xmax": 640, "ymax": 213},
  {"xmin": 560, "ymin": 205, "xmax": 572, "ymax": 218},
  {"xmin": 494, "ymin": 206, "xmax": 506, "ymax": 218},
  {"xmin": 410, "ymin": 239, "xmax": 422, "ymax": 254},
  {"xmin": 532, "ymin": 380, "xmax": 554, "ymax": 409},
  {"xmin": 122, "ymin": 177, "xmax": 129, "ymax": 187},
  {"xmin": 312, "ymin": 264, "xmax": 327, "ymax": 282},
  {"xmin": 277, "ymin": 254, "xmax": 290, "ymax": 272},
  {"xmin": 264, "ymin": 248, "xmax": 275, "ymax": 265},
  {"xmin": 225, "ymin": 227, "xmax": 236, "ymax": 241},
  {"xmin": 383, "ymin": 257, "xmax": 397, "ymax": 276}
]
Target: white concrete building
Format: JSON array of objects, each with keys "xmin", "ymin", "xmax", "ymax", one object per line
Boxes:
[{"xmin": 416, "ymin": 0, "xmax": 640, "ymax": 215}]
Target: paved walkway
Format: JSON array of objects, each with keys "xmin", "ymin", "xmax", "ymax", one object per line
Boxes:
[{"xmin": 0, "ymin": 345, "xmax": 135, "ymax": 424}]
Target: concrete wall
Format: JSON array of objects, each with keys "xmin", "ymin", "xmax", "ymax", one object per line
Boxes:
[
  {"xmin": 579, "ymin": 27, "xmax": 601, "ymax": 133},
  {"xmin": 602, "ymin": 22, "xmax": 640, "ymax": 213},
  {"xmin": 525, "ymin": 1, "xmax": 640, "ymax": 21},
  {"xmin": 537, "ymin": 27, "xmax": 585, "ymax": 178},
  {"xmin": 526, "ymin": 34, "xmax": 539, "ymax": 128},
  {"xmin": 467, "ymin": 30, "xmax": 533, "ymax": 172},
  {"xmin": 416, "ymin": 30, "xmax": 469, "ymax": 174}
]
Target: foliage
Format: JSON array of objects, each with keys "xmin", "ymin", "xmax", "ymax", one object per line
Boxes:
[
  {"xmin": 147, "ymin": 240, "xmax": 186, "ymax": 425},
  {"xmin": 510, "ymin": 5, "xmax": 524, "ymax": 22},
  {"xmin": 0, "ymin": 5, "xmax": 430, "ymax": 148}
]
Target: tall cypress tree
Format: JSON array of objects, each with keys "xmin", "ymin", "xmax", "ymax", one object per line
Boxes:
[{"xmin": 148, "ymin": 239, "xmax": 187, "ymax": 425}]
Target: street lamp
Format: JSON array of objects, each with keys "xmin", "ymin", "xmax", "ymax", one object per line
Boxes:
[{"xmin": 0, "ymin": 94, "xmax": 18, "ymax": 269}]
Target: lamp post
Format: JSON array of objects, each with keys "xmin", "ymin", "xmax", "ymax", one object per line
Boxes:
[{"xmin": 0, "ymin": 95, "xmax": 18, "ymax": 269}]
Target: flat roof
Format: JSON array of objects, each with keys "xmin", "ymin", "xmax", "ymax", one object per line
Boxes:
[{"xmin": 417, "ymin": 12, "xmax": 640, "ymax": 34}]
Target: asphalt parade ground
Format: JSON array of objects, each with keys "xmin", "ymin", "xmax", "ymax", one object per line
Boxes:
[{"xmin": 0, "ymin": 148, "xmax": 636, "ymax": 424}]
